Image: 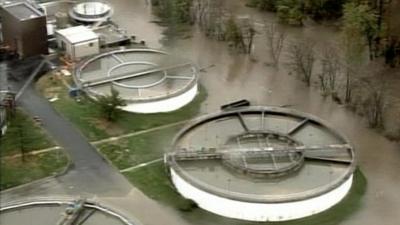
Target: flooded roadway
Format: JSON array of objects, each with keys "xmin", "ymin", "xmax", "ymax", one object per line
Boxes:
[{"xmin": 109, "ymin": 0, "xmax": 400, "ymax": 224}]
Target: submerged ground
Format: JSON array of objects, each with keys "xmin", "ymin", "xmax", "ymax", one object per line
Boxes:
[
  {"xmin": 109, "ymin": 0, "xmax": 400, "ymax": 224},
  {"xmin": 1, "ymin": 0, "xmax": 400, "ymax": 225}
]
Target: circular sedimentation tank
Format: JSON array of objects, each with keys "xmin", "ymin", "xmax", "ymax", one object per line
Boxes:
[
  {"xmin": 166, "ymin": 106, "xmax": 356, "ymax": 222},
  {"xmin": 69, "ymin": 1, "xmax": 113, "ymax": 23},
  {"xmin": 74, "ymin": 49, "xmax": 198, "ymax": 113},
  {"xmin": 0, "ymin": 198, "xmax": 138, "ymax": 225}
]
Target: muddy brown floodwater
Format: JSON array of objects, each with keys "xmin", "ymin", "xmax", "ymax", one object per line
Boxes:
[{"xmin": 108, "ymin": 0, "xmax": 400, "ymax": 224}]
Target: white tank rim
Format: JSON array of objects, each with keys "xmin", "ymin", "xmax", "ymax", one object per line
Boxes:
[
  {"xmin": 120, "ymin": 83, "xmax": 198, "ymax": 113},
  {"xmin": 69, "ymin": 1, "xmax": 114, "ymax": 22},
  {"xmin": 74, "ymin": 48, "xmax": 199, "ymax": 113},
  {"xmin": 167, "ymin": 106, "xmax": 356, "ymax": 203},
  {"xmin": 170, "ymin": 167, "xmax": 354, "ymax": 222}
]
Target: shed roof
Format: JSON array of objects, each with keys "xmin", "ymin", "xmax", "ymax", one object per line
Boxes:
[
  {"xmin": 56, "ymin": 26, "xmax": 99, "ymax": 44},
  {"xmin": 2, "ymin": 2, "xmax": 44, "ymax": 20}
]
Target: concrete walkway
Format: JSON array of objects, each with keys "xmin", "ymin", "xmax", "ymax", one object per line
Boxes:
[
  {"xmin": 1, "ymin": 146, "xmax": 61, "ymax": 160},
  {"xmin": 120, "ymin": 158, "xmax": 163, "ymax": 173}
]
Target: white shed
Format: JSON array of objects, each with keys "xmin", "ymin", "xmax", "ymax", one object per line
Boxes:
[{"xmin": 56, "ymin": 26, "xmax": 99, "ymax": 60}]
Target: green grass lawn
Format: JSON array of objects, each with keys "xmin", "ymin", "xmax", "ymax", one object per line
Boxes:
[
  {"xmin": 36, "ymin": 73, "xmax": 207, "ymax": 141},
  {"xmin": 97, "ymin": 125, "xmax": 181, "ymax": 170},
  {"xmin": 0, "ymin": 109, "xmax": 69, "ymax": 190},
  {"xmin": 0, "ymin": 109, "xmax": 54, "ymax": 157},
  {"xmin": 0, "ymin": 149, "xmax": 68, "ymax": 190}
]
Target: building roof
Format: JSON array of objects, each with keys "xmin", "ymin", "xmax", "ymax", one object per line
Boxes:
[
  {"xmin": 56, "ymin": 26, "xmax": 99, "ymax": 44},
  {"xmin": 2, "ymin": 2, "xmax": 44, "ymax": 20}
]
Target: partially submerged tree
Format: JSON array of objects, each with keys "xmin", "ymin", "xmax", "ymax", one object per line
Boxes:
[
  {"xmin": 276, "ymin": 0, "xmax": 304, "ymax": 26},
  {"xmin": 356, "ymin": 63, "xmax": 389, "ymax": 128},
  {"xmin": 265, "ymin": 23, "xmax": 286, "ymax": 67},
  {"xmin": 318, "ymin": 44, "xmax": 341, "ymax": 97},
  {"xmin": 191, "ymin": 0, "xmax": 226, "ymax": 39},
  {"xmin": 342, "ymin": 2, "xmax": 378, "ymax": 61},
  {"xmin": 362, "ymin": 78, "xmax": 387, "ymax": 128},
  {"xmin": 95, "ymin": 88, "xmax": 126, "ymax": 122},
  {"xmin": 224, "ymin": 17, "xmax": 246, "ymax": 51},
  {"xmin": 287, "ymin": 40, "xmax": 316, "ymax": 86},
  {"xmin": 248, "ymin": 0, "xmax": 346, "ymax": 21},
  {"xmin": 341, "ymin": 2, "xmax": 377, "ymax": 103},
  {"xmin": 224, "ymin": 16, "xmax": 257, "ymax": 53},
  {"xmin": 239, "ymin": 17, "xmax": 256, "ymax": 54}
]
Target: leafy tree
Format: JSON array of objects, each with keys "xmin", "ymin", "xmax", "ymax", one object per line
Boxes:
[
  {"xmin": 173, "ymin": 0, "xmax": 192, "ymax": 23},
  {"xmin": 224, "ymin": 17, "xmax": 245, "ymax": 50},
  {"xmin": 95, "ymin": 88, "xmax": 126, "ymax": 122},
  {"xmin": 152, "ymin": 0, "xmax": 192, "ymax": 24},
  {"xmin": 342, "ymin": 2, "xmax": 378, "ymax": 61},
  {"xmin": 276, "ymin": 0, "xmax": 304, "ymax": 26},
  {"xmin": 342, "ymin": 2, "xmax": 377, "ymax": 102},
  {"xmin": 383, "ymin": 0, "xmax": 400, "ymax": 66},
  {"xmin": 247, "ymin": 0, "xmax": 277, "ymax": 11},
  {"xmin": 248, "ymin": 0, "xmax": 345, "ymax": 22},
  {"xmin": 303, "ymin": 0, "xmax": 346, "ymax": 20}
]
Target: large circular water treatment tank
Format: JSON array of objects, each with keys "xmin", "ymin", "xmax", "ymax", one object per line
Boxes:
[
  {"xmin": 166, "ymin": 106, "xmax": 356, "ymax": 222},
  {"xmin": 0, "ymin": 198, "xmax": 139, "ymax": 225},
  {"xmin": 69, "ymin": 1, "xmax": 113, "ymax": 23},
  {"xmin": 74, "ymin": 49, "xmax": 198, "ymax": 113}
]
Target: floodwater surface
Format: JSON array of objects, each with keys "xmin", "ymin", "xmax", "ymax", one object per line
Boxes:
[{"xmin": 107, "ymin": 0, "xmax": 400, "ymax": 224}]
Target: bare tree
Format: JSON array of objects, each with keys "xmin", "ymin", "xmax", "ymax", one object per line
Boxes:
[
  {"xmin": 265, "ymin": 23, "xmax": 286, "ymax": 67},
  {"xmin": 238, "ymin": 17, "xmax": 256, "ymax": 54},
  {"xmin": 287, "ymin": 40, "xmax": 316, "ymax": 86},
  {"xmin": 191, "ymin": 0, "xmax": 226, "ymax": 40},
  {"xmin": 342, "ymin": 63, "xmax": 361, "ymax": 104},
  {"xmin": 357, "ymin": 65, "xmax": 389, "ymax": 128},
  {"xmin": 318, "ymin": 44, "xmax": 341, "ymax": 97}
]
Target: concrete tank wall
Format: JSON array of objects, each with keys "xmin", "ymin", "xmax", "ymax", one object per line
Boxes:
[
  {"xmin": 170, "ymin": 168, "xmax": 353, "ymax": 222},
  {"xmin": 121, "ymin": 84, "xmax": 198, "ymax": 113}
]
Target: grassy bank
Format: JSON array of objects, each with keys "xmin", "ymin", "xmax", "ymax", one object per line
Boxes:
[
  {"xmin": 0, "ymin": 109, "xmax": 68, "ymax": 190},
  {"xmin": 0, "ymin": 150, "xmax": 68, "ymax": 190},
  {"xmin": 97, "ymin": 125, "xmax": 181, "ymax": 170},
  {"xmin": 0, "ymin": 110, "xmax": 54, "ymax": 157},
  {"xmin": 36, "ymin": 73, "xmax": 207, "ymax": 141}
]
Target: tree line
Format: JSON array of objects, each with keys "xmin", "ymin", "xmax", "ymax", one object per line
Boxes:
[
  {"xmin": 249, "ymin": 0, "xmax": 400, "ymax": 67},
  {"xmin": 150, "ymin": 0, "xmax": 400, "ymax": 137},
  {"xmin": 151, "ymin": 0, "xmax": 400, "ymax": 66},
  {"xmin": 152, "ymin": 0, "xmax": 256, "ymax": 53}
]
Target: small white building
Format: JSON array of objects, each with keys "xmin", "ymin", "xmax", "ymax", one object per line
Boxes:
[{"xmin": 56, "ymin": 26, "xmax": 99, "ymax": 60}]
